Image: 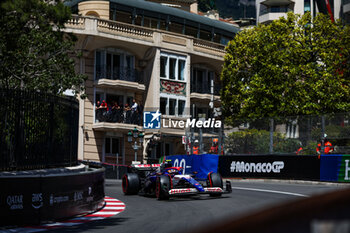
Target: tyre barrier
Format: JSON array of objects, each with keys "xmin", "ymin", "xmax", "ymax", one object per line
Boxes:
[{"xmin": 0, "ymin": 165, "xmax": 105, "ymax": 227}]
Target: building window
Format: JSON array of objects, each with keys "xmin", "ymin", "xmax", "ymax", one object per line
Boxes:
[
  {"xmin": 160, "ymin": 97, "xmax": 167, "ymax": 115},
  {"xmin": 159, "ymin": 96, "xmax": 186, "ymax": 116},
  {"xmin": 160, "ymin": 53, "xmax": 187, "ymax": 81},
  {"xmin": 178, "ymin": 100, "xmax": 185, "ymax": 116},
  {"xmin": 304, "ymin": 0, "xmax": 311, "ymax": 12},
  {"xmin": 169, "ymin": 58, "xmax": 176, "ymax": 80},
  {"xmin": 105, "ymin": 137, "xmax": 121, "ymax": 156},
  {"xmin": 178, "ymin": 60, "xmax": 185, "ymax": 81},
  {"xmin": 191, "ymin": 67, "xmax": 214, "ymax": 94},
  {"xmin": 95, "ymin": 49, "xmax": 136, "ymax": 82},
  {"xmin": 169, "ymin": 99, "xmax": 176, "ymax": 115}
]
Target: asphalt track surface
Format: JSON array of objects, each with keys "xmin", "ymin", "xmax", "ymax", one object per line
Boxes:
[{"xmin": 49, "ymin": 179, "xmax": 348, "ymax": 233}]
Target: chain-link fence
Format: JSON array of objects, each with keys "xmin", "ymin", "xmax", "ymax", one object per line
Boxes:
[{"xmin": 224, "ymin": 113, "xmax": 350, "ymax": 155}]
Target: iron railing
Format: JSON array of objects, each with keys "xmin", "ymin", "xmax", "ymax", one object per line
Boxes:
[
  {"xmin": 190, "ymin": 84, "xmax": 221, "ymax": 95},
  {"xmin": 191, "ymin": 85, "xmax": 210, "ymax": 94},
  {"xmin": 0, "ymin": 88, "xmax": 79, "ymax": 171},
  {"xmin": 95, "ymin": 66, "xmax": 143, "ymax": 84},
  {"xmin": 96, "ymin": 108, "xmax": 142, "ymax": 126}
]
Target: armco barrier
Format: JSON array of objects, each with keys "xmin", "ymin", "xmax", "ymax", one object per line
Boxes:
[
  {"xmin": 0, "ymin": 166, "xmax": 105, "ymax": 226},
  {"xmin": 219, "ymin": 155, "xmax": 320, "ymax": 180}
]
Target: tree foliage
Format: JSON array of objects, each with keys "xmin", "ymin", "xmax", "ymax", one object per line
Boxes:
[
  {"xmin": 0, "ymin": 0, "xmax": 86, "ymax": 95},
  {"xmin": 221, "ymin": 12, "xmax": 350, "ymax": 124},
  {"xmin": 197, "ymin": 0, "xmax": 217, "ymax": 12}
]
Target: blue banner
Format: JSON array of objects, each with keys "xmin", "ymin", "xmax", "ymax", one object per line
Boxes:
[
  {"xmin": 166, "ymin": 154, "xmax": 219, "ymax": 180},
  {"xmin": 320, "ymin": 154, "xmax": 350, "ymax": 182}
]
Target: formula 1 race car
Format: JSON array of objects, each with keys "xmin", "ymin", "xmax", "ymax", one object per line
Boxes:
[{"xmin": 122, "ymin": 161, "xmax": 232, "ymax": 200}]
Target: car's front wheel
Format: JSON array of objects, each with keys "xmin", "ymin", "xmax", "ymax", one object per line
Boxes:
[
  {"xmin": 207, "ymin": 172, "xmax": 223, "ymax": 197},
  {"xmin": 156, "ymin": 175, "xmax": 170, "ymax": 200}
]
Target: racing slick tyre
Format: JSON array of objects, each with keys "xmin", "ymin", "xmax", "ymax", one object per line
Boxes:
[
  {"xmin": 122, "ymin": 173, "xmax": 140, "ymax": 195},
  {"xmin": 156, "ymin": 175, "xmax": 170, "ymax": 200},
  {"xmin": 207, "ymin": 172, "xmax": 223, "ymax": 197}
]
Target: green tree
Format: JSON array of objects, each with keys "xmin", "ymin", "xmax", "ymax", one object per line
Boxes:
[
  {"xmin": 198, "ymin": 0, "xmax": 217, "ymax": 12},
  {"xmin": 221, "ymin": 12, "xmax": 350, "ymax": 124},
  {"xmin": 0, "ymin": 0, "xmax": 86, "ymax": 95}
]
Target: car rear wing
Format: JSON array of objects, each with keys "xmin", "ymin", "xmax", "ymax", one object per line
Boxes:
[{"xmin": 130, "ymin": 163, "xmax": 161, "ymax": 171}]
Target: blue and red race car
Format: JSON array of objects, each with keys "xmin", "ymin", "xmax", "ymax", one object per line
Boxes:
[{"xmin": 122, "ymin": 161, "xmax": 232, "ymax": 200}]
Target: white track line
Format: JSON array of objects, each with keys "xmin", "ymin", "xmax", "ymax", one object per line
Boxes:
[{"xmin": 231, "ymin": 186, "xmax": 309, "ymax": 197}]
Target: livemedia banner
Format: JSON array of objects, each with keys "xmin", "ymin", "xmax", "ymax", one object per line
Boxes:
[{"xmin": 219, "ymin": 155, "xmax": 320, "ymax": 180}]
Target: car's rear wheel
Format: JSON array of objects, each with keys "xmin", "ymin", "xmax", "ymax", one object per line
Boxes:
[
  {"xmin": 156, "ymin": 175, "xmax": 170, "ymax": 200},
  {"xmin": 122, "ymin": 173, "xmax": 140, "ymax": 195},
  {"xmin": 207, "ymin": 172, "xmax": 223, "ymax": 197}
]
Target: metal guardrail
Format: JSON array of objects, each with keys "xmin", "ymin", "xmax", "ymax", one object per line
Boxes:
[{"xmin": 0, "ymin": 88, "xmax": 79, "ymax": 171}]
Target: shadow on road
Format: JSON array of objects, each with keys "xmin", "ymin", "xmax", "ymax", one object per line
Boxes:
[{"xmin": 48, "ymin": 217, "xmax": 130, "ymax": 233}]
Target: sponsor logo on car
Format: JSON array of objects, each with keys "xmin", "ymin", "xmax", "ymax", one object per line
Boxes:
[
  {"xmin": 204, "ymin": 188, "xmax": 223, "ymax": 193},
  {"xmin": 169, "ymin": 188, "xmax": 197, "ymax": 194}
]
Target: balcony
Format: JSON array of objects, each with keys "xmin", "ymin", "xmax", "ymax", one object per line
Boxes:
[
  {"xmin": 260, "ymin": 6, "xmax": 293, "ymax": 15},
  {"xmin": 259, "ymin": 6, "xmax": 293, "ymax": 24},
  {"xmin": 93, "ymin": 108, "xmax": 142, "ymax": 132},
  {"xmin": 190, "ymin": 84, "xmax": 221, "ymax": 102},
  {"xmin": 94, "ymin": 66, "xmax": 145, "ymax": 92},
  {"xmin": 260, "ymin": 0, "xmax": 294, "ymax": 6},
  {"xmin": 190, "ymin": 84, "xmax": 221, "ymax": 95},
  {"xmin": 64, "ymin": 16, "xmax": 226, "ymax": 58}
]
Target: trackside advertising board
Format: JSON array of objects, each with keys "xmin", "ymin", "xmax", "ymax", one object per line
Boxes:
[
  {"xmin": 219, "ymin": 155, "xmax": 320, "ymax": 180},
  {"xmin": 320, "ymin": 154, "xmax": 350, "ymax": 182},
  {"xmin": 166, "ymin": 154, "xmax": 219, "ymax": 180}
]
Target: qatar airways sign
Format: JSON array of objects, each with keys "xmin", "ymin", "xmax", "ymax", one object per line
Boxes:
[{"xmin": 230, "ymin": 161, "xmax": 285, "ymax": 173}]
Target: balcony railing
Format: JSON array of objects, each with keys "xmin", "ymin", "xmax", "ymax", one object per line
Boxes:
[
  {"xmin": 260, "ymin": 7, "xmax": 293, "ymax": 15},
  {"xmin": 95, "ymin": 66, "xmax": 143, "ymax": 84},
  {"xmin": 214, "ymin": 85, "xmax": 221, "ymax": 96},
  {"xmin": 191, "ymin": 84, "xmax": 221, "ymax": 95},
  {"xmin": 95, "ymin": 108, "xmax": 142, "ymax": 126},
  {"xmin": 64, "ymin": 16, "xmax": 227, "ymax": 54},
  {"xmin": 193, "ymin": 38, "xmax": 226, "ymax": 53}
]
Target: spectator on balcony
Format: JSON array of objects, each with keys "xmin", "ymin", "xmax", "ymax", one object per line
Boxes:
[
  {"xmin": 100, "ymin": 100, "xmax": 108, "ymax": 121},
  {"xmin": 95, "ymin": 100, "xmax": 103, "ymax": 122},
  {"xmin": 131, "ymin": 99, "xmax": 138, "ymax": 112},
  {"xmin": 117, "ymin": 102, "xmax": 124, "ymax": 123},
  {"xmin": 131, "ymin": 99, "xmax": 138, "ymax": 124},
  {"xmin": 110, "ymin": 101, "xmax": 118, "ymax": 122},
  {"xmin": 124, "ymin": 103, "xmax": 131, "ymax": 124}
]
